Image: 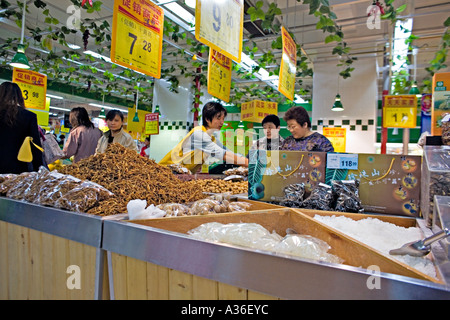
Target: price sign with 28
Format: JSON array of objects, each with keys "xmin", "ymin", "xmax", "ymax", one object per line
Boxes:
[
  {"xmin": 111, "ymin": 0, "xmax": 164, "ymax": 78},
  {"xmin": 12, "ymin": 68, "xmax": 47, "ymax": 110},
  {"xmin": 195, "ymin": 0, "xmax": 244, "ymax": 62}
]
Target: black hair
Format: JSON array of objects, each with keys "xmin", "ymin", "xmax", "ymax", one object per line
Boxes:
[
  {"xmin": 283, "ymin": 106, "xmax": 311, "ymax": 128},
  {"xmin": 202, "ymin": 102, "xmax": 227, "ymax": 128},
  {"xmin": 0, "ymin": 81, "xmax": 25, "ymax": 127},
  {"xmin": 69, "ymin": 107, "xmax": 94, "ymax": 128},
  {"xmin": 262, "ymin": 114, "xmax": 280, "ymax": 127},
  {"xmin": 105, "ymin": 109, "xmax": 124, "ymax": 122}
]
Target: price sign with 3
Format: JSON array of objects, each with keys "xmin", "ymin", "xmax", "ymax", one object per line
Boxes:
[
  {"xmin": 12, "ymin": 68, "xmax": 47, "ymax": 110},
  {"xmin": 195, "ymin": 0, "xmax": 244, "ymax": 62},
  {"xmin": 111, "ymin": 0, "xmax": 163, "ymax": 78},
  {"xmin": 207, "ymin": 48, "xmax": 232, "ymax": 102}
]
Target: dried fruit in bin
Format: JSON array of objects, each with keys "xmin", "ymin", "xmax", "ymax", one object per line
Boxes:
[{"xmin": 156, "ymin": 203, "xmax": 192, "ymax": 216}]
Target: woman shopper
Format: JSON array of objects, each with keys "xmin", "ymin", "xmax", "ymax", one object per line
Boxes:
[
  {"xmin": 96, "ymin": 109, "xmax": 137, "ymax": 153},
  {"xmin": 0, "ymin": 81, "xmax": 44, "ymax": 174},
  {"xmin": 62, "ymin": 107, "xmax": 102, "ymax": 163},
  {"xmin": 280, "ymin": 106, "xmax": 334, "ymax": 152}
]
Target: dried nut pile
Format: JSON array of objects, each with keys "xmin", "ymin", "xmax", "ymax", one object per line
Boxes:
[
  {"xmin": 190, "ymin": 179, "xmax": 248, "ymax": 194},
  {"xmin": 59, "ymin": 143, "xmax": 206, "ymax": 216}
]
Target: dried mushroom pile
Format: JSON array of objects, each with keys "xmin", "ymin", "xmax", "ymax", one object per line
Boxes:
[{"xmin": 59, "ymin": 143, "xmax": 206, "ymax": 216}]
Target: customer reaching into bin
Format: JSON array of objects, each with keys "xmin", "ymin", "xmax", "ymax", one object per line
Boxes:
[{"xmin": 159, "ymin": 102, "xmax": 248, "ymax": 173}]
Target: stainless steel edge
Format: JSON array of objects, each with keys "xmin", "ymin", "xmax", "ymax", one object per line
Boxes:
[
  {"xmin": 102, "ymin": 220, "xmax": 450, "ymax": 300},
  {"xmin": 0, "ymin": 197, "xmax": 103, "ymax": 247}
]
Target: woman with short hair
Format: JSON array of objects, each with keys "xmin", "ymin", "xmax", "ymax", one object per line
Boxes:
[
  {"xmin": 280, "ymin": 106, "xmax": 334, "ymax": 152},
  {"xmin": 159, "ymin": 102, "xmax": 248, "ymax": 173}
]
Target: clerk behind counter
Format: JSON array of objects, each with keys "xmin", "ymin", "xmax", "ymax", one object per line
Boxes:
[{"xmin": 159, "ymin": 102, "xmax": 248, "ymax": 173}]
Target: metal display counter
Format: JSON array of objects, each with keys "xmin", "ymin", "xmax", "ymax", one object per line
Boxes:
[
  {"xmin": 102, "ymin": 209, "xmax": 450, "ymax": 300},
  {"xmin": 0, "ymin": 197, "xmax": 109, "ymax": 300}
]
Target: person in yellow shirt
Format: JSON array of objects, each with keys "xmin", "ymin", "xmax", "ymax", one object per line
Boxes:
[{"xmin": 159, "ymin": 102, "xmax": 248, "ymax": 173}]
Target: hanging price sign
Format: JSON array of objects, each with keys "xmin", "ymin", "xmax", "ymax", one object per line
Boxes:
[
  {"xmin": 111, "ymin": 0, "xmax": 164, "ymax": 78},
  {"xmin": 207, "ymin": 48, "xmax": 232, "ymax": 102},
  {"xmin": 323, "ymin": 127, "xmax": 346, "ymax": 153},
  {"xmin": 383, "ymin": 95, "xmax": 417, "ymax": 128},
  {"xmin": 145, "ymin": 113, "xmax": 159, "ymax": 135},
  {"xmin": 195, "ymin": 0, "xmax": 243, "ymax": 62},
  {"xmin": 12, "ymin": 68, "xmax": 47, "ymax": 110},
  {"xmin": 278, "ymin": 26, "xmax": 296, "ymax": 101}
]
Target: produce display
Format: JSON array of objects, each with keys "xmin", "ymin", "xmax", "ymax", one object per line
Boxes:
[
  {"xmin": 193, "ymin": 178, "xmax": 248, "ymax": 194},
  {"xmin": 127, "ymin": 193, "xmax": 253, "ymax": 219},
  {"xmin": 188, "ymin": 222, "xmax": 343, "ymax": 264},
  {"xmin": 223, "ymin": 166, "xmax": 248, "ymax": 176},
  {"xmin": 58, "ymin": 143, "xmax": 206, "ymax": 215},
  {"xmin": 0, "ymin": 167, "xmax": 113, "ymax": 213}
]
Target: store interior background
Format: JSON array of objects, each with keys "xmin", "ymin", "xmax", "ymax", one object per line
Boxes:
[{"xmin": 0, "ymin": 0, "xmax": 449, "ymax": 161}]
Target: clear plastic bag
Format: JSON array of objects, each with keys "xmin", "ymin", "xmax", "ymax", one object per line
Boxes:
[
  {"xmin": 54, "ymin": 180, "xmax": 114, "ymax": 212},
  {"xmin": 37, "ymin": 173, "xmax": 82, "ymax": 206},
  {"xmin": 6, "ymin": 171, "xmax": 39, "ymax": 200},
  {"xmin": 274, "ymin": 234, "xmax": 343, "ymax": 264}
]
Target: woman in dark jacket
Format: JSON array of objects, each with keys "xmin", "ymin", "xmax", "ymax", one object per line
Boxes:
[{"xmin": 0, "ymin": 81, "xmax": 44, "ymax": 174}]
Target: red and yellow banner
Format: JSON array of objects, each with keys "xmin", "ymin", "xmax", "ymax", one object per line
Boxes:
[
  {"xmin": 278, "ymin": 26, "xmax": 296, "ymax": 101},
  {"xmin": 207, "ymin": 48, "xmax": 232, "ymax": 102},
  {"xmin": 145, "ymin": 112, "xmax": 159, "ymax": 135},
  {"xmin": 12, "ymin": 68, "xmax": 47, "ymax": 110},
  {"xmin": 111, "ymin": 0, "xmax": 164, "ymax": 78},
  {"xmin": 241, "ymin": 100, "xmax": 277, "ymax": 123},
  {"xmin": 323, "ymin": 127, "xmax": 346, "ymax": 153},
  {"xmin": 383, "ymin": 95, "xmax": 417, "ymax": 128}
]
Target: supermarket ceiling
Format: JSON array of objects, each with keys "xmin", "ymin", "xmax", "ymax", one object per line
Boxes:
[{"xmin": 0, "ymin": 0, "xmax": 449, "ymax": 116}]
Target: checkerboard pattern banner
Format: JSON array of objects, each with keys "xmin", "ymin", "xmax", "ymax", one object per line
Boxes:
[
  {"xmin": 158, "ymin": 121, "xmax": 193, "ymax": 131},
  {"xmin": 312, "ymin": 119, "xmax": 375, "ymax": 132}
]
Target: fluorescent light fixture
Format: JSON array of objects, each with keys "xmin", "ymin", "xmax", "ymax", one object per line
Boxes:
[
  {"xmin": 46, "ymin": 94, "xmax": 64, "ymax": 100},
  {"xmin": 50, "ymin": 106, "xmax": 71, "ymax": 112},
  {"xmin": 83, "ymin": 50, "xmax": 112, "ymax": 63},
  {"xmin": 294, "ymin": 94, "xmax": 305, "ymax": 104},
  {"xmin": 164, "ymin": 3, "xmax": 195, "ymax": 25},
  {"xmin": 67, "ymin": 43, "xmax": 81, "ymax": 50},
  {"xmin": 89, "ymin": 103, "xmax": 128, "ymax": 113},
  {"xmin": 185, "ymin": 0, "xmax": 195, "ymax": 8}
]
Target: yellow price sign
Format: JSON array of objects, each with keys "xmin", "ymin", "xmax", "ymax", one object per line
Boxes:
[
  {"xmin": 323, "ymin": 127, "xmax": 346, "ymax": 153},
  {"xmin": 278, "ymin": 26, "xmax": 296, "ymax": 101},
  {"xmin": 12, "ymin": 68, "xmax": 47, "ymax": 110},
  {"xmin": 207, "ymin": 48, "xmax": 232, "ymax": 102},
  {"xmin": 111, "ymin": 0, "xmax": 164, "ymax": 78},
  {"xmin": 145, "ymin": 113, "xmax": 159, "ymax": 135},
  {"xmin": 383, "ymin": 95, "xmax": 417, "ymax": 128},
  {"xmin": 195, "ymin": 0, "xmax": 243, "ymax": 63}
]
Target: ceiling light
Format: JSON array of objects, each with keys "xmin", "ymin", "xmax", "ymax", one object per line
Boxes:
[
  {"xmin": 99, "ymin": 108, "xmax": 106, "ymax": 118},
  {"xmin": 165, "ymin": 3, "xmax": 195, "ymax": 25},
  {"xmin": 10, "ymin": 44, "xmax": 30, "ymax": 69},
  {"xmin": 50, "ymin": 106, "xmax": 71, "ymax": 112},
  {"xmin": 46, "ymin": 94, "xmax": 64, "ymax": 100},
  {"xmin": 9, "ymin": 3, "xmax": 30, "ymax": 69},
  {"xmin": 88, "ymin": 103, "xmax": 128, "ymax": 113},
  {"xmin": 83, "ymin": 50, "xmax": 112, "ymax": 63},
  {"xmin": 332, "ymin": 94, "xmax": 344, "ymax": 111},
  {"xmin": 67, "ymin": 43, "xmax": 81, "ymax": 50},
  {"xmin": 185, "ymin": 0, "xmax": 195, "ymax": 8},
  {"xmin": 409, "ymin": 81, "xmax": 420, "ymax": 96}
]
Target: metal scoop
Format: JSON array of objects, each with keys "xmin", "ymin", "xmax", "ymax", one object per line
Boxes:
[{"xmin": 389, "ymin": 228, "xmax": 450, "ymax": 257}]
